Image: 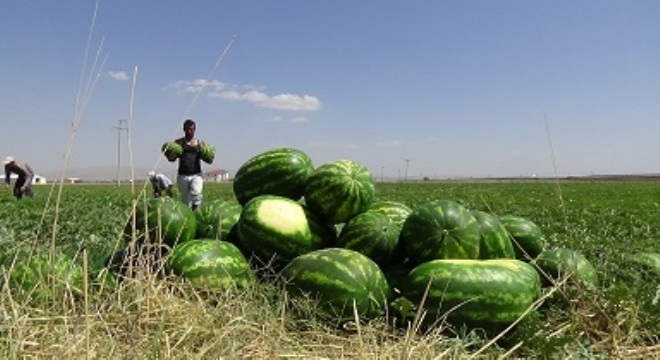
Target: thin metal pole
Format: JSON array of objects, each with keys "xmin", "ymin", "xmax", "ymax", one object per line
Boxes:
[
  {"xmin": 113, "ymin": 119, "xmax": 127, "ymax": 186},
  {"xmin": 404, "ymin": 159, "xmax": 410, "ymax": 181}
]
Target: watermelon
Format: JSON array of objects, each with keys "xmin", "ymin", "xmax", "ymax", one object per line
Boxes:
[
  {"xmin": 281, "ymin": 247, "xmax": 391, "ymax": 321},
  {"xmin": 167, "ymin": 239, "xmax": 254, "ymax": 290},
  {"xmin": 499, "ymin": 215, "xmax": 546, "ymax": 260},
  {"xmin": 125, "ymin": 197, "xmax": 197, "ymax": 248},
  {"xmin": 9, "ymin": 252, "xmax": 84, "ymax": 301},
  {"xmin": 236, "ymin": 195, "xmax": 336, "ymax": 266},
  {"xmin": 161, "ymin": 141, "xmax": 183, "ymax": 161},
  {"xmin": 402, "ymin": 259, "xmax": 541, "ymax": 328},
  {"xmin": 624, "ymin": 252, "xmax": 660, "ymax": 277},
  {"xmin": 368, "ymin": 200, "xmax": 413, "ymax": 232},
  {"xmin": 233, "ymin": 148, "xmax": 314, "ymax": 205},
  {"xmin": 336, "ymin": 210, "xmax": 398, "ymax": 266},
  {"xmin": 304, "ymin": 159, "xmax": 375, "ymax": 224},
  {"xmin": 399, "ymin": 199, "xmax": 481, "ymax": 265},
  {"xmin": 471, "ymin": 210, "xmax": 516, "ymax": 259},
  {"xmin": 535, "ymin": 248, "xmax": 599, "ymax": 287},
  {"xmin": 195, "ymin": 199, "xmax": 242, "ymax": 241},
  {"xmin": 200, "ymin": 142, "xmax": 215, "ymax": 163}
]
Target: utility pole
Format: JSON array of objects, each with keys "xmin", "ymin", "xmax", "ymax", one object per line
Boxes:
[
  {"xmin": 404, "ymin": 159, "xmax": 411, "ymax": 181},
  {"xmin": 380, "ymin": 166, "xmax": 385, "ymax": 183},
  {"xmin": 112, "ymin": 119, "xmax": 127, "ymax": 186}
]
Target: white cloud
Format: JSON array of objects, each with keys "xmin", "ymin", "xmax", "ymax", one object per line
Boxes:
[
  {"xmin": 290, "ymin": 116, "xmax": 309, "ymax": 123},
  {"xmin": 267, "ymin": 116, "xmax": 283, "ymax": 123},
  {"xmin": 167, "ymin": 79, "xmax": 321, "ymax": 111},
  {"xmin": 108, "ymin": 71, "xmax": 129, "ymax": 81}
]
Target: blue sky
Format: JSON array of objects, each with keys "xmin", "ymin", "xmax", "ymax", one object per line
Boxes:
[{"xmin": 1, "ymin": 1, "xmax": 659, "ymax": 180}]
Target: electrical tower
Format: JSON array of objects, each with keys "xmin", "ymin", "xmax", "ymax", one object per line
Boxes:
[
  {"xmin": 404, "ymin": 159, "xmax": 411, "ymax": 181},
  {"xmin": 112, "ymin": 119, "xmax": 128, "ymax": 186}
]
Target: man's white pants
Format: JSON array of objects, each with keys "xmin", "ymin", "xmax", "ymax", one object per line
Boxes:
[{"xmin": 177, "ymin": 174, "xmax": 203, "ymax": 208}]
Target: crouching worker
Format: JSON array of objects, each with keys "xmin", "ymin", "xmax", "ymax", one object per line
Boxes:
[
  {"xmin": 148, "ymin": 171, "xmax": 174, "ymax": 198},
  {"xmin": 4, "ymin": 156, "xmax": 34, "ymax": 199}
]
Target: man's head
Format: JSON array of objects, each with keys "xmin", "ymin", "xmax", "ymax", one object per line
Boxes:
[
  {"xmin": 148, "ymin": 171, "xmax": 155, "ymax": 179},
  {"xmin": 183, "ymin": 119, "xmax": 196, "ymax": 139},
  {"xmin": 3, "ymin": 156, "xmax": 14, "ymax": 165}
]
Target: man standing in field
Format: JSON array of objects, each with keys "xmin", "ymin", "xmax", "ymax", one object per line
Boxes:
[
  {"xmin": 164, "ymin": 119, "xmax": 214, "ymax": 211},
  {"xmin": 3, "ymin": 156, "xmax": 34, "ymax": 199},
  {"xmin": 148, "ymin": 171, "xmax": 174, "ymax": 198}
]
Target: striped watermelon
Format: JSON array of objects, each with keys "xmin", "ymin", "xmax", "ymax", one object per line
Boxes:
[
  {"xmin": 336, "ymin": 210, "xmax": 398, "ymax": 266},
  {"xmin": 624, "ymin": 252, "xmax": 660, "ymax": 277},
  {"xmin": 499, "ymin": 215, "xmax": 546, "ymax": 260},
  {"xmin": 195, "ymin": 199, "xmax": 242, "ymax": 241},
  {"xmin": 402, "ymin": 259, "xmax": 541, "ymax": 328},
  {"xmin": 125, "ymin": 197, "xmax": 197, "ymax": 249},
  {"xmin": 161, "ymin": 141, "xmax": 183, "ymax": 161},
  {"xmin": 200, "ymin": 142, "xmax": 215, "ymax": 164},
  {"xmin": 368, "ymin": 200, "xmax": 412, "ymax": 232},
  {"xmin": 535, "ymin": 248, "xmax": 598, "ymax": 287},
  {"xmin": 399, "ymin": 200, "xmax": 481, "ymax": 265},
  {"xmin": 9, "ymin": 252, "xmax": 84, "ymax": 302},
  {"xmin": 233, "ymin": 148, "xmax": 314, "ymax": 205},
  {"xmin": 167, "ymin": 239, "xmax": 254, "ymax": 290},
  {"xmin": 236, "ymin": 195, "xmax": 336, "ymax": 266},
  {"xmin": 281, "ymin": 247, "xmax": 391, "ymax": 321},
  {"xmin": 471, "ymin": 210, "xmax": 516, "ymax": 259},
  {"xmin": 304, "ymin": 159, "xmax": 375, "ymax": 224}
]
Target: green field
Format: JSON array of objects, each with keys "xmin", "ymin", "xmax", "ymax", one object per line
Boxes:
[{"xmin": 0, "ymin": 180, "xmax": 658, "ymax": 358}]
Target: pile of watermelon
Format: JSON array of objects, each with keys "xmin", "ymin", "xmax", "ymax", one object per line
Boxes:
[{"xmin": 105, "ymin": 147, "xmax": 603, "ymax": 330}]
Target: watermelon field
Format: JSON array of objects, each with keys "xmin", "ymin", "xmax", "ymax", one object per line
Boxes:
[{"xmin": 0, "ymin": 177, "xmax": 659, "ymax": 358}]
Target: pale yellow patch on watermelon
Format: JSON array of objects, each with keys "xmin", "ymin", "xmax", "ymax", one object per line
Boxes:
[{"xmin": 257, "ymin": 199, "xmax": 310, "ymax": 236}]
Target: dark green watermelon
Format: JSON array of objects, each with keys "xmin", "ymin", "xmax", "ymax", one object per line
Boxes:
[
  {"xmin": 304, "ymin": 159, "xmax": 375, "ymax": 224},
  {"xmin": 9, "ymin": 252, "xmax": 84, "ymax": 302},
  {"xmin": 403, "ymin": 259, "xmax": 541, "ymax": 328},
  {"xmin": 535, "ymin": 247, "xmax": 599, "ymax": 287},
  {"xmin": 233, "ymin": 148, "xmax": 314, "ymax": 205},
  {"xmin": 368, "ymin": 200, "xmax": 413, "ymax": 232},
  {"xmin": 125, "ymin": 197, "xmax": 197, "ymax": 248},
  {"xmin": 336, "ymin": 210, "xmax": 398, "ymax": 266},
  {"xmin": 195, "ymin": 199, "xmax": 242, "ymax": 241},
  {"xmin": 167, "ymin": 239, "xmax": 254, "ymax": 290},
  {"xmin": 500, "ymin": 215, "xmax": 546, "ymax": 260},
  {"xmin": 281, "ymin": 247, "xmax": 391, "ymax": 321},
  {"xmin": 471, "ymin": 210, "xmax": 516, "ymax": 260},
  {"xmin": 399, "ymin": 199, "xmax": 481, "ymax": 265}
]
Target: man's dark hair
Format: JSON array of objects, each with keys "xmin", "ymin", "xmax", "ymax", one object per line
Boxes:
[{"xmin": 183, "ymin": 119, "xmax": 196, "ymax": 129}]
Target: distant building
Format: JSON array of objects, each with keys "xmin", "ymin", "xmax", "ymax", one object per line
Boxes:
[
  {"xmin": 5, "ymin": 173, "xmax": 47, "ymax": 184},
  {"xmin": 203, "ymin": 168, "xmax": 230, "ymax": 182}
]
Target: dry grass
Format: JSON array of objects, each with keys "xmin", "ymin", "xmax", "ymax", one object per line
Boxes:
[
  {"xmin": 0, "ymin": 266, "xmax": 482, "ymax": 359},
  {"xmin": 2, "ymin": 261, "xmax": 658, "ymax": 359}
]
